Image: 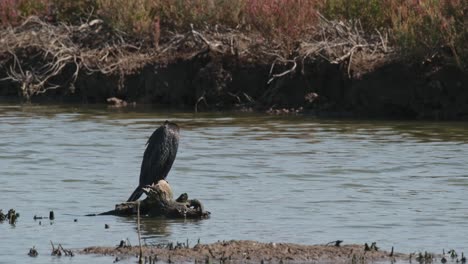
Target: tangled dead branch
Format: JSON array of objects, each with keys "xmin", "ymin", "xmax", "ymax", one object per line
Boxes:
[
  {"xmin": 297, "ymin": 12, "xmax": 392, "ymax": 77},
  {"xmin": 0, "ymin": 16, "xmax": 152, "ymax": 100},
  {"xmin": 0, "ymin": 13, "xmax": 392, "ymax": 101}
]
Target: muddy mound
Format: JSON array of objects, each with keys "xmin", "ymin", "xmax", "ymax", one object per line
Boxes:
[{"xmin": 82, "ymin": 240, "xmax": 408, "ymax": 263}]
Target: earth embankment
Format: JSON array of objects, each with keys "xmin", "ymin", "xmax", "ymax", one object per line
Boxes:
[{"xmin": 1, "ymin": 17, "xmax": 467, "ymax": 119}]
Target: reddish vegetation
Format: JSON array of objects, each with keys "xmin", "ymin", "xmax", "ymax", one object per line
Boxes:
[{"xmin": 1, "ymin": 0, "xmax": 466, "ymax": 65}]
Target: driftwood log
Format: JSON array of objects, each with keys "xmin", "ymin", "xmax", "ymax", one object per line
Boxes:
[{"xmin": 99, "ymin": 180, "xmax": 210, "ymax": 219}]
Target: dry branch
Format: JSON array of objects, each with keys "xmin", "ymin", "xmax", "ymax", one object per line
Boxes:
[
  {"xmin": 98, "ymin": 180, "xmax": 210, "ymax": 219},
  {"xmin": 268, "ymin": 58, "xmax": 298, "ymax": 84}
]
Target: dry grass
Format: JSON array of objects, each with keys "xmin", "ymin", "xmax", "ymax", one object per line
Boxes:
[{"xmin": 0, "ymin": 0, "xmax": 467, "ymax": 65}]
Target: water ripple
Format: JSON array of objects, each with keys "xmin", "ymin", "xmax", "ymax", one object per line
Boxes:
[{"xmin": 1, "ymin": 105, "xmax": 468, "ymax": 264}]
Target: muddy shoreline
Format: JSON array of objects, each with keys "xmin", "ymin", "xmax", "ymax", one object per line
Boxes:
[
  {"xmin": 1, "ymin": 17, "xmax": 467, "ymax": 120},
  {"xmin": 81, "ymin": 240, "xmax": 415, "ymax": 264}
]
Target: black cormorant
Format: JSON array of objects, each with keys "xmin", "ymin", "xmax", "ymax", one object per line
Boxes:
[{"xmin": 127, "ymin": 121, "xmax": 180, "ymax": 202}]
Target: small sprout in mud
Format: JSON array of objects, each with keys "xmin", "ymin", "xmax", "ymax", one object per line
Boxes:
[
  {"xmin": 415, "ymin": 252, "xmax": 424, "ymax": 263},
  {"xmin": 441, "ymin": 256, "xmax": 447, "ymax": 263},
  {"xmin": 59, "ymin": 244, "xmax": 74, "ymax": 257},
  {"xmin": 389, "ymin": 246, "xmax": 394, "ymax": 257},
  {"xmin": 49, "ymin": 211, "xmax": 55, "ymax": 220},
  {"xmin": 149, "ymin": 256, "xmax": 159, "ymax": 264},
  {"xmin": 423, "ymin": 251, "xmax": 433, "ymax": 261},
  {"xmin": 448, "ymin": 249, "xmax": 458, "ymax": 259},
  {"xmin": 50, "ymin": 241, "xmax": 61, "ymax": 256},
  {"xmin": 410, "ymin": 251, "xmax": 434, "ymax": 263},
  {"xmin": 117, "ymin": 239, "xmax": 128, "ymax": 249},
  {"xmin": 105, "ymin": 224, "xmax": 110, "ymax": 229},
  {"xmin": 7, "ymin": 209, "xmax": 19, "ymax": 224},
  {"xmin": 28, "ymin": 246, "xmax": 38, "ymax": 257},
  {"xmin": 326, "ymin": 240, "xmax": 343, "ymax": 247},
  {"xmin": 118, "ymin": 240, "xmax": 125, "ymax": 248},
  {"xmin": 116, "ymin": 238, "xmax": 132, "ymax": 249},
  {"xmin": 364, "ymin": 243, "xmax": 370, "ymax": 251}
]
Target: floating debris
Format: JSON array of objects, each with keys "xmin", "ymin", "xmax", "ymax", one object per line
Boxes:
[
  {"xmin": 59, "ymin": 244, "xmax": 74, "ymax": 257},
  {"xmin": 28, "ymin": 246, "xmax": 38, "ymax": 257},
  {"xmin": 364, "ymin": 242, "xmax": 379, "ymax": 252},
  {"xmin": 34, "ymin": 211, "xmax": 54, "ymax": 221},
  {"xmin": 364, "ymin": 243, "xmax": 370, "ymax": 251},
  {"xmin": 51, "ymin": 241, "xmax": 62, "ymax": 256},
  {"xmin": 1, "ymin": 209, "xmax": 20, "ymax": 224},
  {"xmin": 105, "ymin": 224, "xmax": 110, "ymax": 229},
  {"xmin": 441, "ymin": 255, "xmax": 447, "ymax": 263},
  {"xmin": 326, "ymin": 240, "xmax": 343, "ymax": 247},
  {"xmin": 33, "ymin": 215, "xmax": 44, "ymax": 220}
]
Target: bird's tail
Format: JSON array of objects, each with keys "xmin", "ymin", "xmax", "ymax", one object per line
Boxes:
[{"xmin": 127, "ymin": 186, "xmax": 143, "ymax": 202}]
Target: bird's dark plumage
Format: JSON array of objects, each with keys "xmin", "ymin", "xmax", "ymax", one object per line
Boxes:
[{"xmin": 127, "ymin": 121, "xmax": 180, "ymax": 202}]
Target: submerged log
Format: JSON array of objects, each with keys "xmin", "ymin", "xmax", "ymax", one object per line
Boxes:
[{"xmin": 100, "ymin": 180, "xmax": 210, "ymax": 219}]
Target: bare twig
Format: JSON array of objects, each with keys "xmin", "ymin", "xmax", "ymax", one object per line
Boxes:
[
  {"xmin": 268, "ymin": 58, "xmax": 297, "ymax": 84},
  {"xmin": 331, "ymin": 44, "xmax": 368, "ymax": 64},
  {"xmin": 195, "ymin": 91, "xmax": 207, "ymax": 113},
  {"xmin": 376, "ymin": 29, "xmax": 388, "ymax": 53}
]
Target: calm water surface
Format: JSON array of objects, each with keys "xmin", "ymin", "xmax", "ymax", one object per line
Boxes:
[{"xmin": 1, "ymin": 104, "xmax": 468, "ymax": 263}]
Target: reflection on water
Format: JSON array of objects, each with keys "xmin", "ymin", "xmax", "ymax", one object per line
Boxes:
[{"xmin": 1, "ymin": 104, "xmax": 468, "ymax": 264}]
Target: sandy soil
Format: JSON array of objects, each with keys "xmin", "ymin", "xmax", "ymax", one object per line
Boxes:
[{"xmin": 81, "ymin": 240, "xmax": 413, "ymax": 263}]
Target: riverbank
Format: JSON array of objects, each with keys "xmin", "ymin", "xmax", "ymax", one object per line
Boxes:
[
  {"xmin": 81, "ymin": 240, "xmax": 413, "ymax": 264},
  {"xmin": 1, "ymin": 1, "xmax": 467, "ymax": 119}
]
